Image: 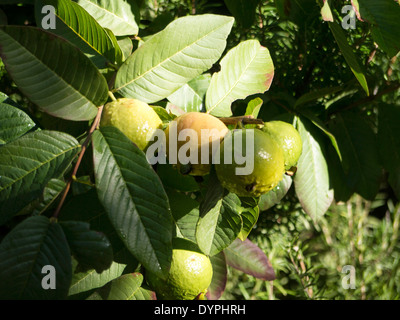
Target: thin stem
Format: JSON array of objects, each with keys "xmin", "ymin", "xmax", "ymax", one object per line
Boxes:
[
  {"xmin": 219, "ymin": 115, "xmax": 264, "ymax": 126},
  {"xmin": 108, "ymin": 91, "xmax": 117, "ymax": 101},
  {"xmin": 332, "ymin": 83, "xmax": 400, "ymax": 114},
  {"xmin": 52, "ymin": 105, "xmax": 104, "ymax": 219}
]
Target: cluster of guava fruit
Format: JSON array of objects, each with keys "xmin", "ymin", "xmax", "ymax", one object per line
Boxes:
[
  {"xmin": 101, "ymin": 98, "xmax": 302, "ymax": 199},
  {"xmin": 100, "ymin": 98, "xmax": 303, "ymax": 300}
]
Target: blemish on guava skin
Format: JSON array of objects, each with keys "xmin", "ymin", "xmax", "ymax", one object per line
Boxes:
[{"xmin": 246, "ymin": 183, "xmax": 256, "ymax": 192}]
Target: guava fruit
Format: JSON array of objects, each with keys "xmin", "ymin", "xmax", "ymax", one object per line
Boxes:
[
  {"xmin": 164, "ymin": 112, "xmax": 229, "ymax": 176},
  {"xmin": 215, "ymin": 128, "xmax": 285, "ymax": 197},
  {"xmin": 262, "ymin": 121, "xmax": 302, "ymax": 170},
  {"xmin": 146, "ymin": 242, "xmax": 213, "ymax": 300},
  {"xmin": 100, "ymin": 98, "xmax": 163, "ymax": 150}
]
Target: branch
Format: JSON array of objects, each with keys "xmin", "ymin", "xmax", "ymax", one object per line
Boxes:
[
  {"xmin": 338, "ymin": 83, "xmax": 400, "ymax": 113},
  {"xmin": 52, "ymin": 105, "xmax": 104, "ymax": 219}
]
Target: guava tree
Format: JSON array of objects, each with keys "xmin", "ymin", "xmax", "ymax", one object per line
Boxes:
[{"xmin": 0, "ymin": 0, "xmax": 399, "ymax": 300}]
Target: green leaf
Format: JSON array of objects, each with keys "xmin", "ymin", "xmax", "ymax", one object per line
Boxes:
[
  {"xmin": 293, "ymin": 117, "xmax": 333, "ymax": 222},
  {"xmin": 113, "ymin": 14, "xmax": 234, "ymax": 103},
  {"xmin": 60, "ymin": 221, "xmax": 113, "ymax": 273},
  {"xmin": 389, "ymin": 167, "xmax": 400, "ymax": 200},
  {"xmin": 0, "ymin": 26, "xmax": 108, "ymax": 121},
  {"xmin": 74, "ymin": 0, "xmax": 140, "ymax": 36},
  {"xmin": 36, "ymin": 0, "xmax": 121, "ymax": 66},
  {"xmin": 259, "ymin": 174, "xmax": 292, "ymax": 211},
  {"xmin": 156, "ymin": 163, "xmax": 199, "ymax": 192},
  {"xmin": 166, "ymin": 188, "xmax": 200, "ymax": 242},
  {"xmin": 328, "ymin": 22, "xmax": 369, "ymax": 96},
  {"xmin": 300, "ymin": 109, "xmax": 342, "ymax": 161},
  {"xmin": 206, "ymin": 39, "xmax": 274, "ymax": 117},
  {"xmin": 0, "ymin": 130, "xmax": 80, "ymax": 225},
  {"xmin": 325, "ymin": 142, "xmax": 353, "ymax": 202},
  {"xmin": 97, "ymin": 273, "xmax": 155, "ymax": 300},
  {"xmin": 245, "ymin": 97, "xmax": 263, "ymax": 119},
  {"xmin": 0, "ymin": 216, "xmax": 72, "ymax": 299},
  {"xmin": 224, "ymin": 238, "xmax": 275, "ymax": 280},
  {"xmin": 167, "ymin": 74, "xmax": 211, "ymax": 113},
  {"xmin": 223, "ymin": 0, "xmax": 260, "ymax": 29},
  {"xmin": 69, "ymin": 260, "xmax": 126, "ymax": 296},
  {"xmin": 238, "ymin": 205, "xmax": 259, "ymax": 241},
  {"xmin": 117, "ymin": 37, "xmax": 133, "ymax": 61},
  {"xmin": 103, "ymin": 28, "xmax": 123, "ymax": 66},
  {"xmin": 199, "ymin": 169, "xmax": 225, "ymax": 218},
  {"xmin": 206, "ymin": 251, "xmax": 227, "ymax": 300},
  {"xmin": 34, "ymin": 178, "xmax": 67, "ymax": 214},
  {"xmin": 329, "ymin": 111, "xmax": 382, "ymax": 200},
  {"xmin": 358, "ymin": 0, "xmax": 400, "ymax": 58},
  {"xmin": 92, "ymin": 126, "xmax": 173, "ymax": 279},
  {"xmin": 0, "ymin": 100, "xmax": 36, "ymax": 145},
  {"xmin": 196, "ymin": 193, "xmax": 242, "ymax": 256}
]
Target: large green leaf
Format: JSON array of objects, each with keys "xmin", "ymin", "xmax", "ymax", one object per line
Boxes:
[
  {"xmin": 0, "ymin": 130, "xmax": 80, "ymax": 225},
  {"xmin": 0, "ymin": 216, "xmax": 72, "ymax": 299},
  {"xmin": 328, "ymin": 22, "xmax": 369, "ymax": 96},
  {"xmin": 0, "ymin": 100, "xmax": 35, "ymax": 144},
  {"xmin": 113, "ymin": 14, "xmax": 234, "ymax": 103},
  {"xmin": 293, "ymin": 117, "xmax": 333, "ymax": 222},
  {"xmin": 329, "ymin": 111, "xmax": 382, "ymax": 200},
  {"xmin": 92, "ymin": 126, "xmax": 173, "ymax": 279},
  {"xmin": 358, "ymin": 0, "xmax": 400, "ymax": 58},
  {"xmin": 35, "ymin": 0, "xmax": 121, "ymax": 66},
  {"xmin": 196, "ymin": 193, "xmax": 242, "ymax": 256},
  {"xmin": 206, "ymin": 39, "xmax": 274, "ymax": 117},
  {"xmin": 74, "ymin": 0, "xmax": 140, "ymax": 36},
  {"xmin": 0, "ymin": 26, "xmax": 108, "ymax": 121}
]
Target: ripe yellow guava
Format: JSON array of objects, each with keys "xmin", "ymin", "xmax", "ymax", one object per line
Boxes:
[
  {"xmin": 100, "ymin": 98, "xmax": 163, "ymax": 150},
  {"xmin": 262, "ymin": 120, "xmax": 302, "ymax": 170},
  {"xmin": 146, "ymin": 246, "xmax": 213, "ymax": 300},
  {"xmin": 164, "ymin": 112, "xmax": 229, "ymax": 176},
  {"xmin": 215, "ymin": 128, "xmax": 285, "ymax": 197}
]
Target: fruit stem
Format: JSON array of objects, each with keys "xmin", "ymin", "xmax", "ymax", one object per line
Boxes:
[
  {"xmin": 108, "ymin": 91, "xmax": 117, "ymax": 101},
  {"xmin": 52, "ymin": 105, "xmax": 104, "ymax": 219}
]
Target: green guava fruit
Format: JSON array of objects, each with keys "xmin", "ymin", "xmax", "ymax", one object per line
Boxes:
[
  {"xmin": 164, "ymin": 112, "xmax": 229, "ymax": 176},
  {"xmin": 215, "ymin": 128, "xmax": 285, "ymax": 197},
  {"xmin": 146, "ymin": 244, "xmax": 213, "ymax": 300},
  {"xmin": 262, "ymin": 121, "xmax": 302, "ymax": 170},
  {"xmin": 100, "ymin": 98, "xmax": 163, "ymax": 150}
]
